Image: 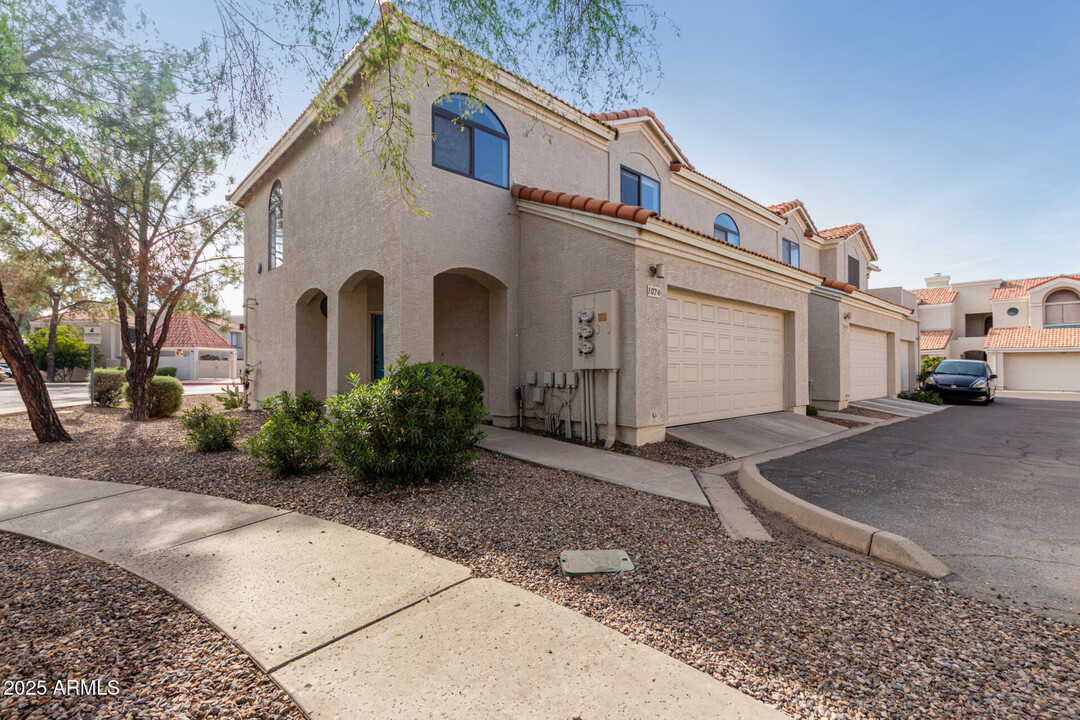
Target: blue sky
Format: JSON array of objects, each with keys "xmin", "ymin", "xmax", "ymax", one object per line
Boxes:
[{"xmin": 144, "ymin": 1, "xmax": 1080, "ymax": 311}]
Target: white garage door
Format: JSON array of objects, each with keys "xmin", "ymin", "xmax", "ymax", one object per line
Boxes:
[
  {"xmin": 1006, "ymin": 353, "xmax": 1080, "ymax": 391},
  {"xmin": 667, "ymin": 290, "xmax": 784, "ymax": 426},
  {"xmin": 849, "ymin": 326, "xmax": 888, "ymax": 401},
  {"xmin": 900, "ymin": 340, "xmax": 912, "ymax": 392}
]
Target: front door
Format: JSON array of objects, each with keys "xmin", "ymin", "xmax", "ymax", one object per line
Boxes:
[{"xmin": 372, "ymin": 313, "xmax": 384, "ymax": 380}]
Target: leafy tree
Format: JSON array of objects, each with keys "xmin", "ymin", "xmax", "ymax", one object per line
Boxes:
[
  {"xmin": 25, "ymin": 325, "xmax": 99, "ymax": 382},
  {"xmin": 919, "ymin": 355, "xmax": 946, "ymax": 382}
]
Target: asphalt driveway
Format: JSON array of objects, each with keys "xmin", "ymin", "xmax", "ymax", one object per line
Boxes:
[{"xmin": 760, "ymin": 393, "xmax": 1080, "ymax": 623}]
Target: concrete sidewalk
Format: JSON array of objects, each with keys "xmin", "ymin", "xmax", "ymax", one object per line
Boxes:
[
  {"xmin": 479, "ymin": 426, "xmax": 709, "ymax": 507},
  {"xmin": 0, "ymin": 472, "xmax": 787, "ymax": 720}
]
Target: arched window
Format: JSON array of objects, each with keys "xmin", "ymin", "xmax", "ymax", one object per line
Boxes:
[
  {"xmin": 1045, "ymin": 289, "xmax": 1080, "ymax": 326},
  {"xmin": 432, "ymin": 94, "xmax": 509, "ymax": 188},
  {"xmin": 713, "ymin": 213, "xmax": 739, "ymax": 246},
  {"xmin": 268, "ymin": 181, "xmax": 284, "ymax": 270}
]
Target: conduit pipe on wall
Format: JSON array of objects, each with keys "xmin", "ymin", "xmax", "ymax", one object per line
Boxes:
[{"xmin": 604, "ymin": 369, "xmax": 617, "ymax": 449}]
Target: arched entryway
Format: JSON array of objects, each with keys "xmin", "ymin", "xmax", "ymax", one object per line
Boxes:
[
  {"xmin": 296, "ymin": 288, "xmax": 328, "ymax": 399},
  {"xmin": 337, "ymin": 271, "xmax": 385, "ymax": 393},
  {"xmin": 432, "ymin": 268, "xmax": 509, "ymax": 412}
]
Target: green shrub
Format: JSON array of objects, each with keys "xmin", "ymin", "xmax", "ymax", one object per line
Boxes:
[
  {"xmin": 123, "ymin": 375, "xmax": 185, "ymax": 417},
  {"xmin": 919, "ymin": 355, "xmax": 946, "ymax": 382},
  {"xmin": 324, "ymin": 358, "xmax": 486, "ymax": 492},
  {"xmin": 90, "ymin": 368, "xmax": 126, "ymax": 407},
  {"xmin": 245, "ymin": 391, "xmax": 325, "ymax": 477},
  {"xmin": 805, "ymin": 405, "xmax": 819, "ymax": 417},
  {"xmin": 180, "ymin": 402, "xmax": 241, "ymax": 452},
  {"xmin": 900, "ymin": 388, "xmax": 944, "ymax": 405},
  {"xmin": 155, "ymin": 366, "xmax": 178, "ymax": 377},
  {"xmin": 215, "ymin": 384, "xmax": 244, "ymax": 410},
  {"xmin": 26, "ymin": 325, "xmax": 93, "ymax": 381}
]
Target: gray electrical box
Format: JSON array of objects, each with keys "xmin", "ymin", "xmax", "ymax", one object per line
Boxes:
[{"xmin": 572, "ymin": 290, "xmax": 619, "ymax": 370}]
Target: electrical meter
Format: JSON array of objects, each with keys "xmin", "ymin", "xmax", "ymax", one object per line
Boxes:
[
  {"xmin": 579, "ymin": 339, "xmax": 594, "ymax": 354},
  {"xmin": 572, "ymin": 290, "xmax": 619, "ymax": 370},
  {"xmin": 579, "ymin": 324, "xmax": 594, "ymax": 338}
]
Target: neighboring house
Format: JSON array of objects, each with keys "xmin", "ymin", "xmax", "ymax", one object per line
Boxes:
[
  {"xmin": 912, "ymin": 273, "xmax": 1080, "ymax": 391},
  {"xmin": 209, "ymin": 315, "xmax": 245, "ymax": 361},
  {"xmin": 28, "ymin": 312, "xmax": 238, "ymax": 382},
  {"xmin": 227, "ymin": 11, "xmax": 918, "ymax": 443}
]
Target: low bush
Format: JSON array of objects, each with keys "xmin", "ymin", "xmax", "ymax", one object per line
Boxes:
[
  {"xmin": 155, "ymin": 366, "xmax": 178, "ymax": 377},
  {"xmin": 900, "ymin": 388, "xmax": 944, "ymax": 405},
  {"xmin": 90, "ymin": 368, "xmax": 126, "ymax": 407},
  {"xmin": 180, "ymin": 403, "xmax": 241, "ymax": 452},
  {"xmin": 324, "ymin": 358, "xmax": 486, "ymax": 492},
  {"xmin": 215, "ymin": 384, "xmax": 244, "ymax": 410},
  {"xmin": 123, "ymin": 375, "xmax": 185, "ymax": 417},
  {"xmin": 245, "ymin": 390, "xmax": 325, "ymax": 477},
  {"xmin": 805, "ymin": 405, "xmax": 819, "ymax": 417},
  {"xmin": 919, "ymin": 355, "xmax": 946, "ymax": 382}
]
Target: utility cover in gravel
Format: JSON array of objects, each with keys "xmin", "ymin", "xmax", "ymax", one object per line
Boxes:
[{"xmin": 0, "ymin": 532, "xmax": 302, "ymax": 720}]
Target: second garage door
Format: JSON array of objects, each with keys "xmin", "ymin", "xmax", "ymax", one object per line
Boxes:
[
  {"xmin": 667, "ymin": 290, "xmax": 784, "ymax": 426},
  {"xmin": 849, "ymin": 326, "xmax": 888, "ymax": 401},
  {"xmin": 1005, "ymin": 352, "xmax": 1080, "ymax": 391}
]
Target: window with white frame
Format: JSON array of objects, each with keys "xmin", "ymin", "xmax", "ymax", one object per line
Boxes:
[
  {"xmin": 782, "ymin": 238, "xmax": 800, "ymax": 267},
  {"xmin": 713, "ymin": 213, "xmax": 740, "ymax": 245},
  {"xmin": 268, "ymin": 181, "xmax": 284, "ymax": 269}
]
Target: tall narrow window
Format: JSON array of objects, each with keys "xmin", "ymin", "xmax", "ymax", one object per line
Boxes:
[
  {"xmin": 782, "ymin": 238, "xmax": 800, "ymax": 267},
  {"xmin": 268, "ymin": 181, "xmax": 284, "ymax": 270},
  {"xmin": 713, "ymin": 213, "xmax": 740, "ymax": 246},
  {"xmin": 847, "ymin": 255, "xmax": 861, "ymax": 288},
  {"xmin": 1045, "ymin": 289, "xmax": 1080, "ymax": 326},
  {"xmin": 620, "ymin": 166, "xmax": 660, "ymax": 213},
  {"xmin": 432, "ymin": 94, "xmax": 509, "ymax": 188}
]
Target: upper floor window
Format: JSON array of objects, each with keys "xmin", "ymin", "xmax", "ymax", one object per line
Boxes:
[
  {"xmin": 228, "ymin": 331, "xmax": 242, "ymax": 348},
  {"xmin": 782, "ymin": 238, "xmax": 800, "ymax": 267},
  {"xmin": 713, "ymin": 213, "xmax": 740, "ymax": 246},
  {"xmin": 268, "ymin": 181, "xmax": 284, "ymax": 270},
  {"xmin": 620, "ymin": 166, "xmax": 660, "ymax": 213},
  {"xmin": 1045, "ymin": 289, "xmax": 1080, "ymax": 326},
  {"xmin": 847, "ymin": 255, "xmax": 861, "ymax": 289},
  {"xmin": 431, "ymin": 94, "xmax": 509, "ymax": 188}
]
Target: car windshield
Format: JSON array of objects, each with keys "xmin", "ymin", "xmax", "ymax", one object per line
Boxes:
[{"xmin": 934, "ymin": 360, "xmax": 984, "ymax": 376}]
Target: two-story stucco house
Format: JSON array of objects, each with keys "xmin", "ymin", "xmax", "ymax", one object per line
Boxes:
[
  {"xmin": 913, "ymin": 273, "xmax": 1080, "ymax": 391},
  {"xmin": 227, "ymin": 9, "xmax": 918, "ymax": 444}
]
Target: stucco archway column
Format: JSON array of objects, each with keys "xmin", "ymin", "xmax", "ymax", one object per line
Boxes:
[
  {"xmin": 387, "ymin": 274, "xmax": 434, "ymax": 366},
  {"xmin": 486, "ymin": 285, "xmax": 516, "ymax": 424}
]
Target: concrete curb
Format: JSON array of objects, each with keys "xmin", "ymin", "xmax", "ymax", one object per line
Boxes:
[{"xmin": 735, "ymin": 463, "xmax": 949, "ymax": 579}]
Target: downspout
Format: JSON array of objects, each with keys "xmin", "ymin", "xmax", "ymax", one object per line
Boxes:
[{"xmin": 604, "ymin": 369, "xmax": 617, "ymax": 449}]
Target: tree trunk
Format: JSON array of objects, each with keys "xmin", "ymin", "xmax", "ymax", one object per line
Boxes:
[
  {"xmin": 46, "ymin": 294, "xmax": 59, "ymax": 382},
  {"xmin": 0, "ymin": 281, "xmax": 71, "ymax": 442},
  {"xmin": 125, "ymin": 359, "xmax": 153, "ymax": 420}
]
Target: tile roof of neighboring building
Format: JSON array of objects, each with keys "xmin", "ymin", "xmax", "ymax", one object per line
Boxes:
[
  {"xmin": 984, "ymin": 327, "xmax": 1080, "ymax": 350},
  {"xmin": 920, "ymin": 329, "xmax": 953, "ymax": 352},
  {"xmin": 912, "ymin": 287, "xmax": 958, "ymax": 305},
  {"xmin": 989, "ymin": 274, "xmax": 1080, "ymax": 299},
  {"xmin": 208, "ymin": 317, "xmax": 242, "ymax": 330},
  {"xmin": 156, "ymin": 314, "xmax": 234, "ymax": 350},
  {"xmin": 767, "ymin": 200, "xmax": 819, "ymax": 234},
  {"xmin": 818, "ymin": 223, "xmax": 878, "ymax": 261},
  {"xmin": 589, "ymin": 108, "xmax": 693, "ymax": 169}
]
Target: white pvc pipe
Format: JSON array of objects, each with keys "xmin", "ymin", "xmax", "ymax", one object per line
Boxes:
[{"xmin": 604, "ymin": 369, "xmax": 617, "ymax": 449}]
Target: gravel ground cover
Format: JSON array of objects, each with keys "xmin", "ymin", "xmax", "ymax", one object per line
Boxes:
[
  {"xmin": 517, "ymin": 425, "xmax": 731, "ymax": 469},
  {"xmin": 1, "ymin": 401, "xmax": 1078, "ymax": 719},
  {"xmin": 0, "ymin": 532, "xmax": 303, "ymax": 720},
  {"xmin": 835, "ymin": 406, "xmax": 900, "ymax": 420},
  {"xmin": 813, "ymin": 416, "xmax": 864, "ymax": 429}
]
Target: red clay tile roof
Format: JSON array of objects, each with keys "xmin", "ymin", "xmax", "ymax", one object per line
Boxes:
[
  {"xmin": 819, "ymin": 223, "xmax": 878, "ymax": 261},
  {"xmin": 589, "ymin": 108, "xmax": 693, "ymax": 169},
  {"xmin": 767, "ymin": 200, "xmax": 819, "ymax": 235},
  {"xmin": 510, "ymin": 183, "xmax": 658, "ymax": 224},
  {"xmin": 912, "ymin": 287, "xmax": 957, "ymax": 305},
  {"xmin": 155, "ymin": 314, "xmax": 234, "ymax": 350},
  {"xmin": 990, "ymin": 274, "xmax": 1080, "ymax": 300},
  {"xmin": 984, "ymin": 327, "xmax": 1080, "ymax": 350},
  {"xmin": 920, "ymin": 329, "xmax": 953, "ymax": 352}
]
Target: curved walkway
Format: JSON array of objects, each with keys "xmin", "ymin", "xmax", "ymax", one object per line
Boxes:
[{"xmin": 0, "ymin": 471, "xmax": 787, "ymax": 719}]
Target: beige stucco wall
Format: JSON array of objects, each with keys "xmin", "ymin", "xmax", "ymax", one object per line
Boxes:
[
  {"xmin": 808, "ymin": 288, "xmax": 918, "ymax": 409},
  {"xmin": 992, "ymin": 298, "xmax": 1029, "ymax": 328},
  {"xmin": 918, "ymin": 304, "xmax": 953, "ymax": 332}
]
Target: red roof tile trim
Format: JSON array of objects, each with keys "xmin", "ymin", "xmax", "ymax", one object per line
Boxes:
[
  {"xmin": 920, "ymin": 329, "xmax": 953, "ymax": 352},
  {"xmin": 154, "ymin": 314, "xmax": 234, "ymax": 351},
  {"xmin": 990, "ymin": 275, "xmax": 1080, "ymax": 300},
  {"xmin": 984, "ymin": 327, "xmax": 1080, "ymax": 350},
  {"xmin": 510, "ymin": 184, "xmax": 658, "ymax": 224},
  {"xmin": 819, "ymin": 223, "xmax": 878, "ymax": 260},
  {"xmin": 912, "ymin": 287, "xmax": 957, "ymax": 305},
  {"xmin": 767, "ymin": 200, "xmax": 819, "ymax": 236},
  {"xmin": 590, "ymin": 108, "xmax": 693, "ymax": 169}
]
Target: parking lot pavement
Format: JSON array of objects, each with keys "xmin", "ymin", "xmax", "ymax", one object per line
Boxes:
[
  {"xmin": 0, "ymin": 381, "xmax": 239, "ymax": 415},
  {"xmin": 760, "ymin": 395, "xmax": 1080, "ymax": 623}
]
